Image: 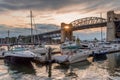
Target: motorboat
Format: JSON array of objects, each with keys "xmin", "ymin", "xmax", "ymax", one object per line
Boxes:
[
  {"xmin": 91, "ymin": 41, "xmax": 120, "ymax": 56},
  {"xmin": 30, "ymin": 45, "xmax": 47, "ymax": 55},
  {"xmin": 53, "ymin": 41, "xmax": 92, "ymax": 64},
  {"xmin": 88, "ymin": 41, "xmax": 120, "ymax": 60},
  {"xmin": 61, "ymin": 49, "xmax": 90, "ymax": 64},
  {"xmin": 4, "ymin": 46, "xmax": 36, "ymax": 64},
  {"xmin": 90, "ymin": 42, "xmax": 110, "ymax": 56}
]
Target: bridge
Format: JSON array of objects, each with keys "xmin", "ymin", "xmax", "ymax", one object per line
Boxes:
[
  {"xmin": 0, "ymin": 10, "xmax": 120, "ymax": 44},
  {"xmin": 38, "ymin": 17, "xmax": 107, "ymax": 38},
  {"xmin": 38, "ymin": 11, "xmax": 120, "ymax": 43}
]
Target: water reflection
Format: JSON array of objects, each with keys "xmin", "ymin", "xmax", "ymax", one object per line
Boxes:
[
  {"xmin": 5, "ymin": 62, "xmax": 36, "ymax": 80},
  {"xmin": 65, "ymin": 66, "xmax": 78, "ymax": 80},
  {"xmin": 93, "ymin": 54, "xmax": 107, "ymax": 61},
  {"xmin": 45, "ymin": 63, "xmax": 52, "ymax": 77},
  {"xmin": 107, "ymin": 52, "xmax": 120, "ymax": 76},
  {"xmin": 0, "ymin": 52, "xmax": 120, "ymax": 80},
  {"xmin": 52, "ymin": 60, "xmax": 91, "ymax": 80}
]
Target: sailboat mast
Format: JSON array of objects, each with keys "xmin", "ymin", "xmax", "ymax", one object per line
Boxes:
[
  {"xmin": 7, "ymin": 30, "xmax": 10, "ymax": 50},
  {"xmin": 7, "ymin": 30, "xmax": 10, "ymax": 44},
  {"xmin": 100, "ymin": 13, "xmax": 103, "ymax": 41},
  {"xmin": 33, "ymin": 17, "xmax": 40, "ymax": 44},
  {"xmin": 30, "ymin": 10, "xmax": 33, "ymax": 44}
]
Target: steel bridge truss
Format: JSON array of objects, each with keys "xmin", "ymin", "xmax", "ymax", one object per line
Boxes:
[
  {"xmin": 70, "ymin": 17, "xmax": 107, "ymax": 28},
  {"xmin": 38, "ymin": 17, "xmax": 107, "ymax": 39}
]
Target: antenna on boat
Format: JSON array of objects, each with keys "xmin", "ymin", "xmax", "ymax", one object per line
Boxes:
[{"xmin": 100, "ymin": 13, "xmax": 103, "ymax": 41}]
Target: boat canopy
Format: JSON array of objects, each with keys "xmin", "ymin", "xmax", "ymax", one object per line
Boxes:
[{"xmin": 62, "ymin": 45, "xmax": 80, "ymax": 49}]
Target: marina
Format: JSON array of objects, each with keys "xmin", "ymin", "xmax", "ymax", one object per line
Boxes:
[
  {"xmin": 0, "ymin": 11, "xmax": 120, "ymax": 79},
  {"xmin": 0, "ymin": 0, "xmax": 120, "ymax": 80}
]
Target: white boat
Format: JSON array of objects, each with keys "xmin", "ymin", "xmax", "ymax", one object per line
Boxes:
[
  {"xmin": 53, "ymin": 41, "xmax": 91, "ymax": 64},
  {"xmin": 109, "ymin": 43, "xmax": 120, "ymax": 51},
  {"xmin": 91, "ymin": 41, "xmax": 120, "ymax": 55},
  {"xmin": 30, "ymin": 45, "xmax": 47, "ymax": 55},
  {"xmin": 4, "ymin": 47, "xmax": 36, "ymax": 64},
  {"xmin": 69, "ymin": 49, "xmax": 91, "ymax": 63}
]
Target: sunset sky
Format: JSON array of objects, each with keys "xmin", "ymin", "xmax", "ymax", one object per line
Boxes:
[{"xmin": 0, "ymin": 0, "xmax": 120, "ymax": 39}]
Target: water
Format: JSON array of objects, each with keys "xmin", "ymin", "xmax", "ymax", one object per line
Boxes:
[{"xmin": 0, "ymin": 52, "xmax": 120, "ymax": 80}]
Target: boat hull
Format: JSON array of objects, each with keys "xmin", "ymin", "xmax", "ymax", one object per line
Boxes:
[
  {"xmin": 68, "ymin": 54, "xmax": 89, "ymax": 63},
  {"xmin": 4, "ymin": 56, "xmax": 34, "ymax": 64},
  {"xmin": 53, "ymin": 52, "xmax": 89, "ymax": 64}
]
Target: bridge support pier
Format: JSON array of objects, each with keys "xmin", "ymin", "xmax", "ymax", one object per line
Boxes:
[
  {"xmin": 61, "ymin": 23, "xmax": 73, "ymax": 43},
  {"xmin": 107, "ymin": 11, "xmax": 120, "ymax": 41}
]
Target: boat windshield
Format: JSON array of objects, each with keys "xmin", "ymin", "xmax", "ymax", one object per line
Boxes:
[{"xmin": 11, "ymin": 47, "xmax": 25, "ymax": 51}]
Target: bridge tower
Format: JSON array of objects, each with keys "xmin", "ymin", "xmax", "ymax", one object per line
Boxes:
[
  {"xmin": 107, "ymin": 11, "xmax": 120, "ymax": 41},
  {"xmin": 61, "ymin": 23, "xmax": 73, "ymax": 43}
]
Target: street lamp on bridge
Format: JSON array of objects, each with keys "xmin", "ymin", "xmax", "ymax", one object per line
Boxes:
[
  {"xmin": 64, "ymin": 25, "xmax": 70, "ymax": 29},
  {"xmin": 61, "ymin": 23, "xmax": 73, "ymax": 43}
]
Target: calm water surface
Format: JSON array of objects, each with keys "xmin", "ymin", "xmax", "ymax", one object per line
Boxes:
[{"xmin": 0, "ymin": 49, "xmax": 120, "ymax": 80}]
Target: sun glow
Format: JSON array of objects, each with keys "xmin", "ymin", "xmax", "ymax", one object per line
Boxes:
[{"xmin": 64, "ymin": 25, "xmax": 69, "ymax": 29}]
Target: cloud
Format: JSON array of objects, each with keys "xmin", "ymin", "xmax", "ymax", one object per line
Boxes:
[
  {"xmin": 73, "ymin": 28, "xmax": 106, "ymax": 40},
  {"xmin": 0, "ymin": 24, "xmax": 60, "ymax": 38},
  {"xmin": 0, "ymin": 0, "xmax": 119, "ymax": 26},
  {"xmin": 0, "ymin": 0, "xmax": 119, "ymax": 39},
  {"xmin": 0, "ymin": 0, "xmax": 81, "ymax": 11},
  {"xmin": 0, "ymin": 0, "xmax": 119, "ymax": 13},
  {"xmin": 36, "ymin": 24, "xmax": 60, "ymax": 30}
]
